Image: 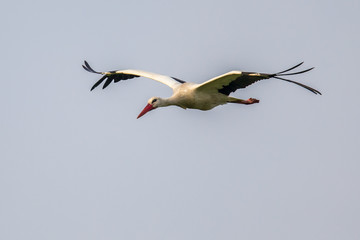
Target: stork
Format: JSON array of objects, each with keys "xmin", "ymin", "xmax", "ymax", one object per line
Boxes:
[{"xmin": 82, "ymin": 61, "xmax": 321, "ymax": 118}]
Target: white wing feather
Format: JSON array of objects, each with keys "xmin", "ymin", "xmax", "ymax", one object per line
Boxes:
[
  {"xmin": 194, "ymin": 71, "xmax": 244, "ymax": 93},
  {"xmin": 117, "ymin": 69, "xmax": 181, "ymax": 89},
  {"xmin": 83, "ymin": 61, "xmax": 183, "ymax": 91}
]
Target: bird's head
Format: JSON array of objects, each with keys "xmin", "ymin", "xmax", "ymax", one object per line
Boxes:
[{"xmin": 137, "ymin": 97, "xmax": 162, "ymax": 119}]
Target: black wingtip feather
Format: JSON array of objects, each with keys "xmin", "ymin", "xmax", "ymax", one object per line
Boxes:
[
  {"xmin": 216, "ymin": 62, "xmax": 320, "ymax": 96},
  {"xmin": 278, "ymin": 67, "xmax": 314, "ymax": 76},
  {"xmin": 276, "ymin": 62, "xmax": 304, "ymax": 74},
  {"xmin": 90, "ymin": 75, "xmax": 107, "ymax": 91},
  {"xmin": 82, "ymin": 65, "xmax": 89, "ymax": 72},
  {"xmin": 102, "ymin": 77, "xmax": 113, "ymax": 89},
  {"xmin": 83, "ymin": 60, "xmax": 102, "ymax": 74},
  {"xmin": 271, "ymin": 64, "xmax": 320, "ymax": 94},
  {"xmin": 273, "ymin": 76, "xmax": 321, "ymax": 95}
]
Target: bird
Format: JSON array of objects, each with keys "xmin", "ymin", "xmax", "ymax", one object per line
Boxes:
[{"xmin": 82, "ymin": 61, "xmax": 321, "ymax": 118}]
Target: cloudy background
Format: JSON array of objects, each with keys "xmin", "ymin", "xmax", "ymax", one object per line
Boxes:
[{"xmin": 1, "ymin": 0, "xmax": 359, "ymax": 239}]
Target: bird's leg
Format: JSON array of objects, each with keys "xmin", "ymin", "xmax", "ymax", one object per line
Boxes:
[
  {"xmin": 230, "ymin": 98, "xmax": 260, "ymax": 105},
  {"xmin": 244, "ymin": 98, "xmax": 260, "ymax": 104}
]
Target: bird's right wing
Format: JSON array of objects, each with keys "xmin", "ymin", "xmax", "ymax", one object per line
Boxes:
[
  {"xmin": 195, "ymin": 62, "xmax": 321, "ymax": 95},
  {"xmin": 83, "ymin": 61, "xmax": 185, "ymax": 91}
]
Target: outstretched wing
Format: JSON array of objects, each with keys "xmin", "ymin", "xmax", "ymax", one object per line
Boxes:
[
  {"xmin": 82, "ymin": 61, "xmax": 185, "ymax": 91},
  {"xmin": 195, "ymin": 62, "xmax": 321, "ymax": 95}
]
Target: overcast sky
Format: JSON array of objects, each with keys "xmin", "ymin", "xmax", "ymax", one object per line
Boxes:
[{"xmin": 1, "ymin": 0, "xmax": 360, "ymax": 239}]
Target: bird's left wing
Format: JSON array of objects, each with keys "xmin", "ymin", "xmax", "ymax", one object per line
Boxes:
[
  {"xmin": 83, "ymin": 61, "xmax": 185, "ymax": 91},
  {"xmin": 195, "ymin": 62, "xmax": 320, "ymax": 95}
]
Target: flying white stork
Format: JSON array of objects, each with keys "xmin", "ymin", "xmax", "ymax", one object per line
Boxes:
[{"xmin": 83, "ymin": 61, "xmax": 321, "ymax": 118}]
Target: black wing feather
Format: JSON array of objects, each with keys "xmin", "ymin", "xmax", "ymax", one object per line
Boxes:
[
  {"xmin": 171, "ymin": 77, "xmax": 186, "ymax": 84},
  {"xmin": 275, "ymin": 62, "xmax": 304, "ymax": 74},
  {"xmin": 90, "ymin": 75, "xmax": 107, "ymax": 91},
  {"xmin": 83, "ymin": 61, "xmax": 102, "ymax": 74},
  {"xmin": 277, "ymin": 67, "xmax": 314, "ymax": 76},
  {"xmin": 102, "ymin": 77, "xmax": 114, "ymax": 89},
  {"xmin": 83, "ymin": 61, "xmax": 141, "ymax": 90},
  {"xmin": 273, "ymin": 76, "xmax": 321, "ymax": 95},
  {"xmin": 218, "ymin": 73, "xmax": 266, "ymax": 95},
  {"xmin": 218, "ymin": 63, "xmax": 321, "ymax": 95}
]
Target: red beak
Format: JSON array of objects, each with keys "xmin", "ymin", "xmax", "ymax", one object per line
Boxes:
[{"xmin": 137, "ymin": 103, "xmax": 155, "ymax": 119}]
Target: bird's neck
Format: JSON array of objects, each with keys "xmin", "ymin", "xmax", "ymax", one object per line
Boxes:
[
  {"xmin": 159, "ymin": 97, "xmax": 175, "ymax": 107},
  {"xmin": 159, "ymin": 96, "xmax": 188, "ymax": 109}
]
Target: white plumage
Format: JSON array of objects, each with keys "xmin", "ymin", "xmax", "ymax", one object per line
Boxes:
[{"xmin": 83, "ymin": 61, "xmax": 321, "ymax": 118}]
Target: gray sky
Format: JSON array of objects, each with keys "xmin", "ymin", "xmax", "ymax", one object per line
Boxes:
[{"xmin": 1, "ymin": 0, "xmax": 360, "ymax": 239}]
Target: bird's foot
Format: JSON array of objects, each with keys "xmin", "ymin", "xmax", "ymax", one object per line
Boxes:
[
  {"xmin": 230, "ymin": 98, "xmax": 260, "ymax": 105},
  {"xmin": 245, "ymin": 98, "xmax": 260, "ymax": 104}
]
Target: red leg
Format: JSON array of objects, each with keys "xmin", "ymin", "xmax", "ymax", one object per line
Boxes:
[{"xmin": 236, "ymin": 98, "xmax": 260, "ymax": 105}]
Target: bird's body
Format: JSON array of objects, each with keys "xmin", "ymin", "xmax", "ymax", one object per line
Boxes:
[
  {"xmin": 163, "ymin": 83, "xmax": 227, "ymax": 110},
  {"xmin": 83, "ymin": 61, "xmax": 321, "ymax": 118}
]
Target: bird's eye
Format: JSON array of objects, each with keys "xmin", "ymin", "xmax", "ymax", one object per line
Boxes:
[{"xmin": 151, "ymin": 99, "xmax": 157, "ymax": 104}]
